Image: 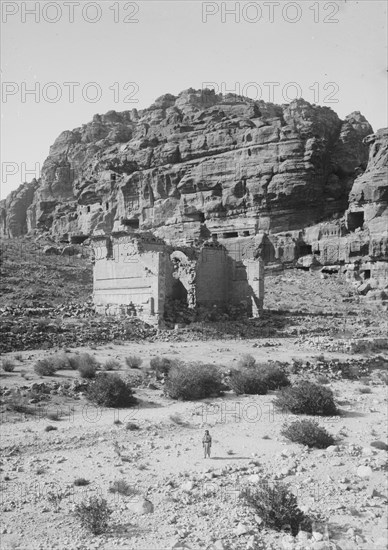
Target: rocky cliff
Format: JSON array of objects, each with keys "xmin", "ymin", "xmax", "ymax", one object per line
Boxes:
[{"xmin": 0, "ymin": 89, "xmax": 378, "ymax": 244}]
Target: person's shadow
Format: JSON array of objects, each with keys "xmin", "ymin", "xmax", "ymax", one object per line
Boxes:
[{"xmin": 210, "ymin": 456, "xmax": 251, "ymax": 460}]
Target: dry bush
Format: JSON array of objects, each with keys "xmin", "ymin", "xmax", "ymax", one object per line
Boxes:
[
  {"xmin": 256, "ymin": 363, "xmax": 291, "ymax": 390},
  {"xmin": 44, "ymin": 425, "xmax": 57, "ymax": 432},
  {"xmin": 229, "ymin": 369, "xmax": 268, "ymax": 396},
  {"xmin": 164, "ymin": 362, "xmax": 223, "ymax": 400},
  {"xmin": 125, "ymin": 355, "xmax": 143, "ymax": 369},
  {"xmin": 237, "ymin": 353, "xmax": 256, "ymax": 369},
  {"xmin": 240, "ymin": 479, "xmax": 310, "ymax": 536},
  {"xmin": 46, "ymin": 412, "xmax": 60, "ymax": 421},
  {"xmin": 74, "ymin": 496, "xmax": 112, "ymax": 535},
  {"xmin": 73, "ymin": 478, "xmax": 90, "ymax": 486},
  {"xmin": 86, "ymin": 373, "xmax": 137, "ymax": 408},
  {"xmin": 358, "ymin": 386, "xmax": 372, "ymax": 394},
  {"xmin": 103, "ymin": 359, "xmax": 121, "ymax": 371},
  {"xmin": 281, "ymin": 419, "xmax": 335, "ymax": 449},
  {"xmin": 51, "ymin": 353, "xmax": 71, "ymax": 370},
  {"xmin": 2, "ymin": 358, "xmax": 16, "ymax": 372},
  {"xmin": 125, "ymin": 422, "xmax": 139, "ymax": 431},
  {"xmin": 109, "ymin": 479, "xmax": 139, "ymax": 497},
  {"xmin": 275, "ymin": 381, "xmax": 338, "ymax": 416},
  {"xmin": 77, "ymin": 353, "xmax": 98, "ymax": 379},
  {"xmin": 149, "ymin": 356, "xmax": 178, "ymax": 377},
  {"xmin": 34, "ymin": 358, "xmax": 57, "ymax": 376}
]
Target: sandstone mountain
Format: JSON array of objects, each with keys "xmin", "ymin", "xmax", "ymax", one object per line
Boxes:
[{"xmin": 1, "ymin": 88, "xmax": 387, "ymax": 289}]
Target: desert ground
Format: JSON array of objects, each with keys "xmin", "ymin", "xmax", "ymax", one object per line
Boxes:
[{"xmin": 0, "ymin": 241, "xmax": 387, "ymax": 550}]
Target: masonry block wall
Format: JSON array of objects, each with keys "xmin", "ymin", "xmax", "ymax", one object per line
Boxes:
[{"xmin": 91, "ymin": 233, "xmax": 265, "ymax": 325}]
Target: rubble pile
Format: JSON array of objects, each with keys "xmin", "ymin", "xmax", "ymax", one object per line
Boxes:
[
  {"xmin": 0, "ymin": 315, "xmax": 156, "ymax": 353},
  {"xmin": 298, "ymin": 335, "xmax": 388, "ymax": 354},
  {"xmin": 290, "ymin": 356, "xmax": 387, "ymax": 381}
]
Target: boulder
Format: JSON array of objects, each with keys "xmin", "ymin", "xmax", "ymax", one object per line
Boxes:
[
  {"xmin": 127, "ymin": 497, "xmax": 154, "ymax": 514},
  {"xmin": 356, "ymin": 465, "xmax": 373, "ymax": 478}
]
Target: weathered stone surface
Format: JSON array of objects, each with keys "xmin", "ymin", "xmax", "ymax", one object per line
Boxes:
[{"xmin": 0, "ymin": 90, "xmax": 374, "ymax": 242}]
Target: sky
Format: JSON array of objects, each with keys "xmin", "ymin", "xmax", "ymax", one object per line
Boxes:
[{"xmin": 1, "ymin": 0, "xmax": 387, "ymax": 199}]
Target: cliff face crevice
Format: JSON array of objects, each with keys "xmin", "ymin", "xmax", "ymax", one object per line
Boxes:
[{"xmin": 0, "ymin": 88, "xmax": 382, "ymax": 246}]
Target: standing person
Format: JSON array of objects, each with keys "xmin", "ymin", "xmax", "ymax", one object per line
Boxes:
[{"xmin": 202, "ymin": 430, "xmax": 212, "ymax": 458}]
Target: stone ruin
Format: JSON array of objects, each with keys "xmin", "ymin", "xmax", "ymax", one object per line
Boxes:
[{"xmin": 91, "ymin": 230, "xmax": 264, "ymax": 326}]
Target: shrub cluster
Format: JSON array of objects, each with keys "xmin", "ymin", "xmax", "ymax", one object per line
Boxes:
[
  {"xmin": 149, "ymin": 356, "xmax": 178, "ymax": 377},
  {"xmin": 229, "ymin": 368, "xmax": 268, "ymax": 395},
  {"xmin": 281, "ymin": 419, "xmax": 335, "ymax": 449},
  {"xmin": 164, "ymin": 362, "xmax": 223, "ymax": 400},
  {"xmin": 228, "ymin": 357, "xmax": 290, "ymax": 395},
  {"xmin": 257, "ymin": 364, "xmax": 291, "ymax": 390},
  {"xmin": 34, "ymin": 358, "xmax": 57, "ymax": 376},
  {"xmin": 240, "ymin": 479, "xmax": 310, "ymax": 536},
  {"xmin": 86, "ymin": 373, "xmax": 137, "ymax": 408},
  {"xmin": 275, "ymin": 381, "xmax": 338, "ymax": 416}
]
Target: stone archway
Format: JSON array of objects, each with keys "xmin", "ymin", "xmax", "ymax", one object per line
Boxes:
[{"xmin": 170, "ymin": 251, "xmax": 197, "ymax": 308}]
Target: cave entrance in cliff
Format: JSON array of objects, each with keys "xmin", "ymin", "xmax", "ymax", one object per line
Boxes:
[
  {"xmin": 347, "ymin": 211, "xmax": 364, "ymax": 232},
  {"xmin": 171, "ymin": 280, "xmax": 188, "ymax": 302}
]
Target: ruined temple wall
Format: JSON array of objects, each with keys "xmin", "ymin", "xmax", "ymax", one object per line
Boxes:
[
  {"xmin": 195, "ymin": 247, "xmax": 229, "ymax": 304},
  {"xmin": 227, "ymin": 258, "xmax": 264, "ymax": 313},
  {"xmin": 91, "ymin": 235, "xmax": 166, "ymax": 323}
]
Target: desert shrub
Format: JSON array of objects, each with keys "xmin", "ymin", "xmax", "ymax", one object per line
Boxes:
[
  {"xmin": 67, "ymin": 355, "xmax": 80, "ymax": 370},
  {"xmin": 237, "ymin": 353, "xmax": 256, "ymax": 369},
  {"xmin": 164, "ymin": 362, "xmax": 223, "ymax": 400},
  {"xmin": 77, "ymin": 353, "xmax": 98, "ymax": 379},
  {"xmin": 169, "ymin": 413, "xmax": 189, "ymax": 426},
  {"xmin": 358, "ymin": 386, "xmax": 372, "ymax": 394},
  {"xmin": 46, "ymin": 412, "xmax": 60, "ymax": 421},
  {"xmin": 125, "ymin": 355, "xmax": 143, "ymax": 369},
  {"xmin": 229, "ymin": 368, "xmax": 268, "ymax": 396},
  {"xmin": 44, "ymin": 425, "xmax": 57, "ymax": 432},
  {"xmin": 6, "ymin": 396, "xmax": 36, "ymax": 415},
  {"xmin": 149, "ymin": 356, "xmax": 177, "ymax": 377},
  {"xmin": 2, "ymin": 358, "xmax": 16, "ymax": 372},
  {"xmin": 125, "ymin": 422, "xmax": 139, "ymax": 431},
  {"xmin": 103, "ymin": 359, "xmax": 121, "ymax": 371},
  {"xmin": 86, "ymin": 373, "xmax": 137, "ymax": 408},
  {"xmin": 74, "ymin": 478, "xmax": 90, "ymax": 487},
  {"xmin": 34, "ymin": 358, "xmax": 57, "ymax": 376},
  {"xmin": 51, "ymin": 353, "xmax": 71, "ymax": 370},
  {"xmin": 256, "ymin": 363, "xmax": 291, "ymax": 390},
  {"xmin": 109, "ymin": 479, "xmax": 138, "ymax": 497},
  {"xmin": 14, "ymin": 353, "xmax": 23, "ymax": 362},
  {"xmin": 274, "ymin": 381, "xmax": 338, "ymax": 416},
  {"xmin": 36, "ymin": 317, "xmax": 51, "ymax": 332},
  {"xmin": 370, "ymin": 441, "xmax": 388, "ymax": 451},
  {"xmin": 240, "ymin": 479, "xmax": 310, "ymax": 536},
  {"xmin": 281, "ymin": 419, "xmax": 335, "ymax": 449},
  {"xmin": 74, "ymin": 496, "xmax": 112, "ymax": 535}
]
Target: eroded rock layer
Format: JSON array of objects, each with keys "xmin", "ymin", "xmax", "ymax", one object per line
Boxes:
[{"xmin": 0, "ymin": 89, "xmax": 376, "ymax": 242}]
